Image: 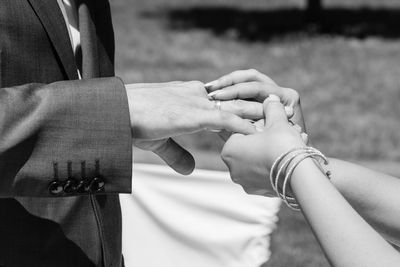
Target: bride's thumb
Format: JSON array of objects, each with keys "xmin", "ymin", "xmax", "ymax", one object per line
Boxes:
[{"xmin": 263, "ymin": 94, "xmax": 288, "ymax": 127}]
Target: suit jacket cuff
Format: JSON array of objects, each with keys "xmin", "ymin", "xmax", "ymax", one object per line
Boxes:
[{"xmin": 12, "ymin": 77, "xmax": 132, "ymax": 196}]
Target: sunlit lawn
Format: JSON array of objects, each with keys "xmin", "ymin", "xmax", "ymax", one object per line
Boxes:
[{"xmin": 112, "ymin": 0, "xmax": 400, "ymax": 266}]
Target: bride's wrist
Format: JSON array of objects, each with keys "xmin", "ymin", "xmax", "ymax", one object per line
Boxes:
[
  {"xmin": 269, "ymin": 147, "xmax": 330, "ymax": 210},
  {"xmin": 290, "ymin": 158, "xmax": 319, "ymax": 184}
]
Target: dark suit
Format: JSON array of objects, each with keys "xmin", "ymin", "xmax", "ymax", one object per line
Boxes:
[{"xmin": 0, "ymin": 0, "xmax": 132, "ymax": 266}]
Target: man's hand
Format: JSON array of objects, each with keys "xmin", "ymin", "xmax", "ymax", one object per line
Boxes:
[
  {"xmin": 126, "ymin": 81, "xmax": 265, "ymax": 174},
  {"xmin": 126, "ymin": 81, "xmax": 259, "ymax": 139}
]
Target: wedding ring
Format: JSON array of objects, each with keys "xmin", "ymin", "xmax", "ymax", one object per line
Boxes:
[
  {"xmin": 214, "ymin": 100, "xmax": 221, "ymax": 111},
  {"xmin": 207, "ymin": 100, "xmax": 222, "ymax": 132}
]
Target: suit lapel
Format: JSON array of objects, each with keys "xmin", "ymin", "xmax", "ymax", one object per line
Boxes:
[{"xmin": 27, "ymin": 0, "xmax": 79, "ymax": 80}]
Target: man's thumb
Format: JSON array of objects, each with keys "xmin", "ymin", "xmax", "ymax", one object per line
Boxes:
[
  {"xmin": 134, "ymin": 138, "xmax": 195, "ymax": 175},
  {"xmin": 263, "ymin": 94, "xmax": 288, "ymax": 127},
  {"xmin": 153, "ymin": 138, "xmax": 195, "ymax": 175}
]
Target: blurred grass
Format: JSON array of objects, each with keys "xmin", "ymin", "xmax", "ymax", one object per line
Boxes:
[
  {"xmin": 111, "ymin": 0, "xmax": 400, "ymax": 266},
  {"xmin": 112, "ymin": 0, "xmax": 400, "ymax": 161}
]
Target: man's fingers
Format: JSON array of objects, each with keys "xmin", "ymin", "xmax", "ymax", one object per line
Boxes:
[
  {"xmin": 202, "ymin": 110, "xmax": 256, "ymax": 135},
  {"xmin": 219, "ymin": 99, "xmax": 264, "ymax": 120},
  {"xmin": 263, "ymin": 95, "xmax": 288, "ymax": 127},
  {"xmin": 151, "ymin": 138, "xmax": 195, "ymax": 175},
  {"xmin": 205, "ymin": 69, "xmax": 276, "ymax": 92}
]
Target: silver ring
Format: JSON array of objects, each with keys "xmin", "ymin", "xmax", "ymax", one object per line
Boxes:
[
  {"xmin": 214, "ymin": 100, "xmax": 221, "ymax": 111},
  {"xmin": 207, "ymin": 100, "xmax": 222, "ymax": 132}
]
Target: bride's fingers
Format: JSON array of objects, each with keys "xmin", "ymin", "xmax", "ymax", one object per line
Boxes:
[
  {"xmin": 301, "ymin": 132, "xmax": 309, "ymax": 144},
  {"xmin": 284, "ymin": 106, "xmax": 294, "ymax": 118},
  {"xmin": 291, "ymin": 124, "xmax": 308, "ymax": 143},
  {"xmin": 208, "ymin": 82, "xmax": 280, "ymax": 102},
  {"xmin": 208, "ymin": 82, "xmax": 300, "ymax": 110},
  {"xmin": 292, "ymin": 124, "xmax": 302, "ymax": 133},
  {"xmin": 205, "ymin": 69, "xmax": 276, "ymax": 92},
  {"xmin": 219, "ymin": 99, "xmax": 264, "ymax": 120},
  {"xmin": 263, "ymin": 95, "xmax": 288, "ymax": 128},
  {"xmin": 253, "ymin": 119, "xmax": 265, "ymax": 132}
]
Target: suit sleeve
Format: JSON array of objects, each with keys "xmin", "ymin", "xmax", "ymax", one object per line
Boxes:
[{"xmin": 0, "ymin": 77, "xmax": 132, "ymax": 197}]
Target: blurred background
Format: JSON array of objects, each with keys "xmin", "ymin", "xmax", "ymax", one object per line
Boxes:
[{"xmin": 111, "ymin": 0, "xmax": 400, "ymax": 266}]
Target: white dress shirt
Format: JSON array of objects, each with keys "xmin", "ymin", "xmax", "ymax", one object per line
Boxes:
[{"xmin": 57, "ymin": 0, "xmax": 82, "ymax": 78}]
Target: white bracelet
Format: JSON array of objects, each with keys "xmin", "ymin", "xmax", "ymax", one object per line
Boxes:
[
  {"xmin": 270, "ymin": 147, "xmax": 310, "ymax": 194},
  {"xmin": 282, "ymin": 152, "xmax": 328, "ymax": 210},
  {"xmin": 272, "ymin": 147, "xmax": 317, "ymax": 199},
  {"xmin": 270, "ymin": 147, "xmax": 330, "ymax": 210},
  {"xmin": 274, "ymin": 150, "xmax": 310, "ymax": 200}
]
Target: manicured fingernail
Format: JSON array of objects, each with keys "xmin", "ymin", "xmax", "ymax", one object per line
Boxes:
[
  {"xmin": 301, "ymin": 132, "xmax": 309, "ymax": 144},
  {"xmin": 205, "ymin": 80, "xmax": 217, "ymax": 89},
  {"xmin": 266, "ymin": 94, "xmax": 280, "ymax": 102},
  {"xmin": 207, "ymin": 90, "xmax": 221, "ymax": 99},
  {"xmin": 285, "ymin": 105, "xmax": 294, "ymax": 118}
]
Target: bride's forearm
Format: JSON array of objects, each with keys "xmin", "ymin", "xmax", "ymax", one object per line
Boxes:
[
  {"xmin": 328, "ymin": 158, "xmax": 400, "ymax": 246},
  {"xmin": 290, "ymin": 158, "xmax": 400, "ymax": 267}
]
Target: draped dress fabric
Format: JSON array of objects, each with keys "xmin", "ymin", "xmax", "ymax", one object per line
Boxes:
[{"xmin": 120, "ymin": 164, "xmax": 281, "ymax": 267}]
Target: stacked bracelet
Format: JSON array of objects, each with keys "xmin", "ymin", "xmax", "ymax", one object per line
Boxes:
[{"xmin": 270, "ymin": 147, "xmax": 330, "ymax": 210}]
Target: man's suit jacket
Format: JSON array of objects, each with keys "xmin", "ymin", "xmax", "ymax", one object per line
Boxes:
[{"xmin": 0, "ymin": 0, "xmax": 132, "ymax": 266}]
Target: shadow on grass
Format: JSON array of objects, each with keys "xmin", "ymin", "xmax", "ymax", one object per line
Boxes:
[{"xmin": 141, "ymin": 7, "xmax": 400, "ymax": 41}]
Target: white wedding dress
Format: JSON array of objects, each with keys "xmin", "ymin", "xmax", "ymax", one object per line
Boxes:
[{"xmin": 120, "ymin": 163, "xmax": 281, "ymax": 267}]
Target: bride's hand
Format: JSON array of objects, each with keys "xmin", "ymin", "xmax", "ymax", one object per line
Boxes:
[
  {"xmin": 206, "ymin": 69, "xmax": 305, "ymax": 130},
  {"xmin": 221, "ymin": 95, "xmax": 306, "ymax": 196}
]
